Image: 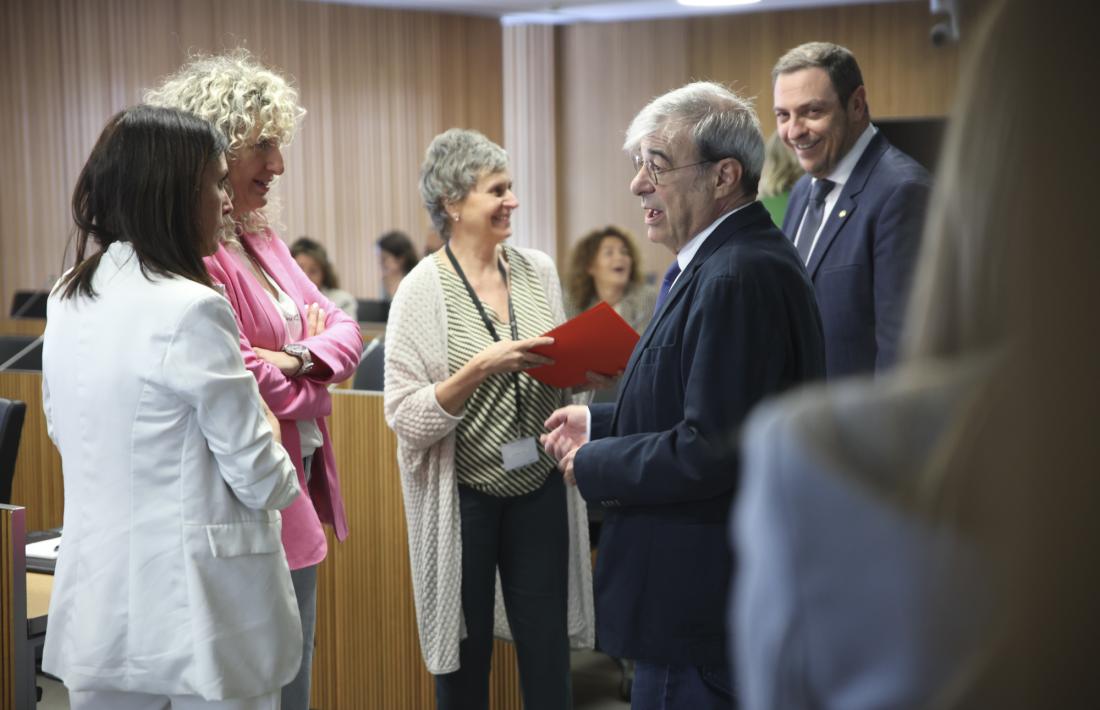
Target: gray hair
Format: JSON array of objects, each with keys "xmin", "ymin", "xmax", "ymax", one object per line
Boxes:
[
  {"xmin": 419, "ymin": 129, "xmax": 509, "ymax": 239},
  {"xmin": 623, "ymin": 81, "xmax": 764, "ymax": 195},
  {"xmin": 772, "ymin": 42, "xmax": 865, "ymax": 109}
]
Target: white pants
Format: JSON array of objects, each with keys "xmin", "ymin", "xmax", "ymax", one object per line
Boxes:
[{"xmin": 68, "ymin": 689, "xmax": 280, "ymax": 710}]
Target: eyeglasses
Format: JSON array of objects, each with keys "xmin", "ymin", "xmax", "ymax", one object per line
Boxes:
[{"xmin": 631, "ymin": 155, "xmax": 714, "ymax": 186}]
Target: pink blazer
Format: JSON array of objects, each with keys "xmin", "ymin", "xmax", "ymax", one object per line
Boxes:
[{"xmin": 205, "ymin": 228, "xmax": 362, "ymax": 569}]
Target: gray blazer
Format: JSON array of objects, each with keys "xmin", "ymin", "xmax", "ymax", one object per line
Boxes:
[{"xmin": 733, "ymin": 363, "xmax": 988, "ymax": 710}]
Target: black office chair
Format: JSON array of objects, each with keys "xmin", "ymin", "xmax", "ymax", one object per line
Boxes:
[
  {"xmin": 352, "ymin": 338, "xmax": 385, "ymax": 391},
  {"xmin": 0, "ymin": 398, "xmax": 27, "ymax": 505},
  {"xmin": 356, "ymin": 299, "xmax": 390, "ymax": 323},
  {"xmin": 0, "ymin": 337, "xmax": 43, "ymax": 372},
  {"xmin": 9, "ymin": 290, "xmax": 49, "ymax": 319}
]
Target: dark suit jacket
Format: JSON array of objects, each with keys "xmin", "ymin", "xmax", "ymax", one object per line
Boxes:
[
  {"xmin": 574, "ymin": 201, "xmax": 825, "ymax": 667},
  {"xmin": 782, "ymin": 132, "xmax": 930, "ymax": 378}
]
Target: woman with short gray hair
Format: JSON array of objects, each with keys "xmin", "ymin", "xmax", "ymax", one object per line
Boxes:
[{"xmin": 384, "ymin": 128, "xmax": 595, "ymax": 709}]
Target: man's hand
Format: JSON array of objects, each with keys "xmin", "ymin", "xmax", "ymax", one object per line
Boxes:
[
  {"xmin": 541, "ymin": 404, "xmax": 589, "ymax": 460},
  {"xmin": 559, "ymin": 446, "xmax": 580, "ymax": 486}
]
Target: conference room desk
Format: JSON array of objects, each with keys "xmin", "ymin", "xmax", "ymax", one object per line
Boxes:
[
  {"xmin": 0, "ymin": 372, "xmax": 525, "ymax": 709},
  {"xmin": 25, "ymin": 572, "xmax": 49, "ymax": 653}
]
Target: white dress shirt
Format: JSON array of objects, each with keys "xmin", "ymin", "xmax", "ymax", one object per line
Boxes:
[{"xmin": 795, "ymin": 124, "xmax": 878, "ymax": 261}]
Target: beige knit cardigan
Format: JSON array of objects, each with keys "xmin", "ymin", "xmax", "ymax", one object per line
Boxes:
[{"xmin": 383, "ymin": 247, "xmax": 596, "ymax": 675}]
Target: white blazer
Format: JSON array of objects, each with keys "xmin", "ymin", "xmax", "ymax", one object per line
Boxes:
[{"xmin": 41, "ymin": 242, "xmax": 303, "ymax": 701}]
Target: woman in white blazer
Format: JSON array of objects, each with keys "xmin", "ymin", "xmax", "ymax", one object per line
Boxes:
[{"xmin": 41, "ymin": 106, "xmax": 302, "ymax": 710}]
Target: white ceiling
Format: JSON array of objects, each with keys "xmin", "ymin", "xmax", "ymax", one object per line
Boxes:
[{"xmin": 301, "ymin": 0, "xmax": 912, "ymax": 25}]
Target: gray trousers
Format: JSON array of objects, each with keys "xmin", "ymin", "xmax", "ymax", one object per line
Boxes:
[{"xmin": 282, "ymin": 453, "xmax": 319, "ymax": 710}]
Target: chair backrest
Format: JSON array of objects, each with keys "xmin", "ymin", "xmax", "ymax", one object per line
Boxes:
[
  {"xmin": 0, "ymin": 400, "xmax": 27, "ymax": 505},
  {"xmin": 352, "ymin": 338, "xmax": 385, "ymax": 392},
  {"xmin": 356, "ymin": 299, "xmax": 390, "ymax": 324},
  {"xmin": 9, "ymin": 291, "xmax": 48, "ymax": 319},
  {"xmin": 0, "ymin": 503, "xmax": 31, "ymax": 709},
  {"xmin": 0, "ymin": 337, "xmax": 42, "ymax": 372}
]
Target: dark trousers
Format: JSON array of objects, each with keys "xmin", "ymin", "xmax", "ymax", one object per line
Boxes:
[
  {"xmin": 435, "ymin": 473, "xmax": 572, "ymax": 710},
  {"xmin": 631, "ymin": 662, "xmax": 735, "ymax": 710}
]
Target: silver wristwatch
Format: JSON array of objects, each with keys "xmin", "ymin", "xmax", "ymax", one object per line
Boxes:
[{"xmin": 282, "ymin": 343, "xmax": 315, "ymax": 376}]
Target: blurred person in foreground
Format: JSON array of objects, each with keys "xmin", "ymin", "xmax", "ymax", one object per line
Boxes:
[
  {"xmin": 564, "ymin": 225, "xmax": 657, "ymax": 334},
  {"xmin": 146, "ymin": 50, "xmax": 363, "ymax": 710},
  {"xmin": 291, "ymin": 236, "xmax": 358, "ymax": 318},
  {"xmin": 42, "ymin": 105, "xmax": 300, "ymax": 710},
  {"xmin": 384, "ymin": 128, "xmax": 595, "ymax": 710},
  {"xmin": 733, "ymin": 2, "xmax": 1098, "ymax": 708},
  {"xmin": 543, "ymin": 82, "xmax": 824, "ymax": 709}
]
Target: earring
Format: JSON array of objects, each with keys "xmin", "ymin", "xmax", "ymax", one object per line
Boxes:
[{"xmin": 451, "ymin": 213, "xmax": 460, "ymax": 222}]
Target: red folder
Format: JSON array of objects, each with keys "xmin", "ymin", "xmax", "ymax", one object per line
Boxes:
[{"xmin": 526, "ymin": 302, "xmax": 639, "ymax": 388}]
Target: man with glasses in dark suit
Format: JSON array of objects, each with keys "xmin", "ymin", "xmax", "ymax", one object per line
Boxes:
[{"xmin": 543, "ymin": 81, "xmax": 825, "ymax": 709}]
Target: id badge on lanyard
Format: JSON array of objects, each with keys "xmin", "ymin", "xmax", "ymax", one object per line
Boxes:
[{"xmin": 445, "ymin": 244, "xmax": 539, "ymax": 472}]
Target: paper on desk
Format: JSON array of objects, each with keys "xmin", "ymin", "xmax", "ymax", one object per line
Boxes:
[
  {"xmin": 26, "ymin": 537, "xmax": 60, "ymax": 560},
  {"xmin": 526, "ymin": 302, "xmax": 639, "ymax": 389}
]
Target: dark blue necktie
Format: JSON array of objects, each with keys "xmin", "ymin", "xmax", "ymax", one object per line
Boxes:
[
  {"xmin": 654, "ymin": 260, "xmax": 682, "ymax": 314},
  {"xmin": 795, "ymin": 178, "xmax": 835, "ymax": 264}
]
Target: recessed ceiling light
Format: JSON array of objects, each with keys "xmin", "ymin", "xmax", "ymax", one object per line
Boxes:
[{"xmin": 677, "ymin": 0, "xmax": 762, "ymax": 7}]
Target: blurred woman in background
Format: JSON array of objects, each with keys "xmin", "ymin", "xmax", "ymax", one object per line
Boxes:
[
  {"xmin": 758, "ymin": 131, "xmax": 803, "ymax": 225},
  {"xmin": 377, "ymin": 229, "xmax": 420, "ymax": 300},
  {"xmin": 291, "ymin": 236, "xmax": 358, "ymax": 318},
  {"xmin": 565, "ymin": 225, "xmax": 656, "ymax": 334}
]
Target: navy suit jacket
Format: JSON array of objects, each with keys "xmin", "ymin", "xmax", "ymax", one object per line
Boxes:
[
  {"xmin": 574, "ymin": 201, "xmax": 825, "ymax": 667},
  {"xmin": 782, "ymin": 132, "xmax": 930, "ymax": 378}
]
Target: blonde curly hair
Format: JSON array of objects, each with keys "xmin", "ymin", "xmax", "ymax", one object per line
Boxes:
[{"xmin": 144, "ymin": 49, "xmax": 306, "ymax": 234}]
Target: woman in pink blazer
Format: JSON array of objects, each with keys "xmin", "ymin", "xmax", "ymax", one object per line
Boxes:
[{"xmin": 147, "ymin": 50, "xmax": 362, "ymax": 710}]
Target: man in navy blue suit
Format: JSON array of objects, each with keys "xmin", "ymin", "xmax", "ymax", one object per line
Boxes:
[
  {"xmin": 774, "ymin": 42, "xmax": 930, "ymax": 378},
  {"xmin": 543, "ymin": 82, "xmax": 825, "ymax": 709}
]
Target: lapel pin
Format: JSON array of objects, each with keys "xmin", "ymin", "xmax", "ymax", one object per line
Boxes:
[{"xmin": 838, "ymin": 210, "xmax": 848, "ymax": 218}]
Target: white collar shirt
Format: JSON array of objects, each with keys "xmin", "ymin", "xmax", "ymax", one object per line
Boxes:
[{"xmin": 796, "ymin": 123, "xmax": 878, "ymax": 261}]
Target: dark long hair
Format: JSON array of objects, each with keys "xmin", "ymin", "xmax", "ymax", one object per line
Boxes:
[
  {"xmin": 290, "ymin": 236, "xmax": 340, "ymax": 289},
  {"xmin": 59, "ymin": 105, "xmax": 227, "ymax": 299},
  {"xmin": 377, "ymin": 230, "xmax": 420, "ymax": 276}
]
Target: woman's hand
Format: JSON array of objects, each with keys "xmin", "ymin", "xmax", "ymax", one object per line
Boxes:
[
  {"xmin": 473, "ymin": 336, "xmax": 555, "ymax": 377},
  {"xmin": 305, "ymin": 303, "xmax": 327, "ymax": 338},
  {"xmin": 253, "ymin": 346, "xmax": 301, "ymax": 377},
  {"xmin": 434, "ymin": 336, "xmax": 555, "ymax": 416}
]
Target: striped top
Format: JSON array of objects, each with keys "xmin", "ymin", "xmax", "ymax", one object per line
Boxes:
[{"xmin": 437, "ymin": 245, "xmax": 562, "ymax": 497}]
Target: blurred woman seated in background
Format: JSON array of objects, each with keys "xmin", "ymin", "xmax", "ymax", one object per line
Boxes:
[
  {"xmin": 377, "ymin": 229, "xmax": 420, "ymax": 300},
  {"xmin": 42, "ymin": 105, "xmax": 301, "ymax": 710},
  {"xmin": 291, "ymin": 236, "xmax": 358, "ymax": 318},
  {"xmin": 733, "ymin": 1, "xmax": 1096, "ymax": 708},
  {"xmin": 757, "ymin": 131, "xmax": 803, "ymax": 225},
  {"xmin": 565, "ymin": 225, "xmax": 656, "ymax": 334}
]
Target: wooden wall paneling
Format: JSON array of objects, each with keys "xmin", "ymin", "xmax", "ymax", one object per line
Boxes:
[
  {"xmin": 0, "ymin": 373, "xmax": 63, "ymax": 532},
  {"xmin": 0, "ymin": 0, "xmax": 503, "ymax": 317},
  {"xmin": 556, "ymin": 20, "xmax": 687, "ymax": 284},
  {"xmin": 556, "ymin": 0, "xmax": 959, "ymax": 280},
  {"xmin": 0, "ymin": 505, "xmax": 19, "ymax": 709},
  {"xmin": 0, "ymin": 320, "xmax": 46, "ymax": 338},
  {"xmin": 312, "ymin": 391, "xmax": 522, "ymax": 709}
]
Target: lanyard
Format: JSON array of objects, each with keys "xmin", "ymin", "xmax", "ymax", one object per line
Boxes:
[{"xmin": 444, "ymin": 244, "xmax": 524, "ymax": 437}]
